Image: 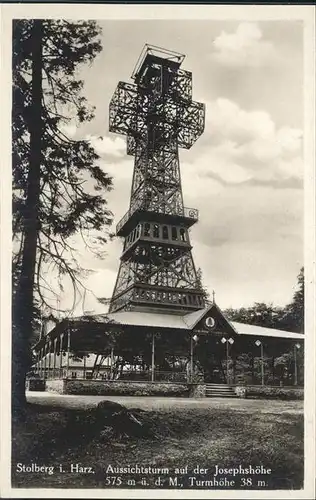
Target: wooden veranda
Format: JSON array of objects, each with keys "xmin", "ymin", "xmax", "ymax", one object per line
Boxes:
[{"xmin": 31, "ymin": 304, "xmax": 304, "ymax": 386}]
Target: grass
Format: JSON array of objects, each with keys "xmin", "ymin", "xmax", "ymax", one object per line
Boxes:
[{"xmin": 11, "ymin": 401, "xmax": 304, "ymax": 490}]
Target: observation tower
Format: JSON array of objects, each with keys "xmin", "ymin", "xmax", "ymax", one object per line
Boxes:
[{"xmin": 109, "ymin": 44, "xmax": 205, "ymax": 314}]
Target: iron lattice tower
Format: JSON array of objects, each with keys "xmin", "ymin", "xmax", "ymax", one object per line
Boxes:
[{"xmin": 109, "ymin": 45, "xmax": 205, "ymax": 314}]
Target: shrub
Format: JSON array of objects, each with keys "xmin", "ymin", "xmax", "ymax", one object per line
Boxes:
[
  {"xmin": 234, "ymin": 385, "xmax": 303, "ymax": 400},
  {"xmin": 65, "ymin": 380, "xmax": 190, "ymax": 397}
]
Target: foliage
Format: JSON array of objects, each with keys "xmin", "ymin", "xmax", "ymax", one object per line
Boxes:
[
  {"xmin": 223, "ymin": 269, "xmax": 304, "ymax": 387},
  {"xmin": 224, "ymin": 268, "xmax": 304, "ymax": 334},
  {"xmin": 234, "ymin": 385, "xmax": 304, "ymax": 400},
  {"xmin": 12, "ymin": 19, "xmax": 113, "ymax": 314},
  {"xmin": 12, "ymin": 19, "xmax": 113, "ymax": 415},
  {"xmin": 196, "ymin": 267, "xmax": 209, "ymax": 300},
  {"xmin": 225, "ymin": 302, "xmax": 284, "ymax": 328},
  {"xmin": 278, "ymin": 267, "xmax": 304, "ymax": 333},
  {"xmin": 64, "ymin": 380, "xmax": 190, "ymax": 397}
]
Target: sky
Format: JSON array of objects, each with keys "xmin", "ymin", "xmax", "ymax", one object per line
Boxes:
[{"xmin": 56, "ymin": 19, "xmax": 304, "ymax": 316}]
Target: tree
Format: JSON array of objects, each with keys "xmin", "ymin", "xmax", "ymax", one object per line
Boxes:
[
  {"xmin": 224, "ymin": 302, "xmax": 283, "ymax": 328},
  {"xmin": 279, "ymin": 267, "xmax": 304, "ymax": 333},
  {"xmin": 224, "ymin": 269, "xmax": 305, "ymax": 386},
  {"xmin": 12, "ymin": 19, "xmax": 113, "ymax": 417},
  {"xmin": 196, "ymin": 267, "xmax": 210, "ymax": 301},
  {"xmin": 224, "ymin": 269, "xmax": 304, "ymax": 333}
]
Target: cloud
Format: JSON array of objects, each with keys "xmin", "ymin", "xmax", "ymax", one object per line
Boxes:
[
  {"xmin": 193, "ymin": 98, "xmax": 303, "ymax": 190},
  {"xmin": 212, "ymin": 22, "xmax": 276, "ymax": 68},
  {"xmin": 87, "ymin": 134, "xmax": 126, "ymax": 158},
  {"xmin": 206, "ymin": 98, "xmax": 275, "ymax": 142}
]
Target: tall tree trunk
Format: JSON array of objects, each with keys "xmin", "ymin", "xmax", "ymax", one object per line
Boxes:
[{"xmin": 12, "ymin": 20, "xmax": 43, "ymax": 419}]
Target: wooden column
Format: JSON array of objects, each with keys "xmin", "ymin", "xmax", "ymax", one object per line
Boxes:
[
  {"xmin": 260, "ymin": 343, "xmax": 264, "ymax": 386},
  {"xmin": 66, "ymin": 328, "xmax": 71, "ymax": 379},
  {"xmin": 53, "ymin": 338, "xmax": 57, "ymax": 378},
  {"xmin": 59, "ymin": 333, "xmax": 64, "ymax": 378},
  {"xmin": 41, "ymin": 344, "xmax": 44, "ymax": 378},
  {"xmin": 190, "ymin": 335, "xmax": 194, "ymax": 383},
  {"xmin": 47, "ymin": 340, "xmax": 52, "ymax": 379},
  {"xmin": 39, "ymin": 348, "xmax": 43, "ymax": 378},
  {"xmin": 151, "ymin": 333, "xmax": 155, "ymax": 382},
  {"xmin": 232, "ymin": 353, "xmax": 237, "ymax": 385},
  {"xmin": 110, "ymin": 348, "xmax": 114, "ymax": 380},
  {"xmin": 294, "ymin": 345, "xmax": 298, "ymax": 386},
  {"xmin": 250, "ymin": 353, "xmax": 255, "ymax": 384},
  {"xmin": 36, "ymin": 351, "xmax": 40, "ymax": 375},
  {"xmin": 43, "ymin": 343, "xmax": 47, "ymax": 379}
]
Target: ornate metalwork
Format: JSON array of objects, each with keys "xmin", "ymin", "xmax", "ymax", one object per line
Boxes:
[{"xmin": 109, "ymin": 44, "xmax": 205, "ymax": 313}]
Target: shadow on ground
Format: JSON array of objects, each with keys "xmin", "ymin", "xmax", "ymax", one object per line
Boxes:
[{"xmin": 12, "ymin": 400, "xmax": 304, "ymax": 490}]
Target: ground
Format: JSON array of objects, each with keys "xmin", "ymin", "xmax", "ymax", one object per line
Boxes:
[
  {"xmin": 26, "ymin": 391, "xmax": 303, "ymax": 413},
  {"xmin": 11, "ymin": 393, "xmax": 304, "ymax": 491}
]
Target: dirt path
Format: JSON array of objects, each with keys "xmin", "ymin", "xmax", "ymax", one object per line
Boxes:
[{"xmin": 26, "ymin": 391, "xmax": 303, "ymax": 414}]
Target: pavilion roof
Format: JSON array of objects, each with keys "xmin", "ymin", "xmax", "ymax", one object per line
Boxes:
[
  {"xmin": 35, "ymin": 305, "xmax": 304, "ymax": 352},
  {"xmin": 78, "ymin": 307, "xmax": 304, "ymax": 340},
  {"xmin": 232, "ymin": 321, "xmax": 304, "ymax": 340},
  {"xmin": 106, "ymin": 310, "xmax": 188, "ymax": 329}
]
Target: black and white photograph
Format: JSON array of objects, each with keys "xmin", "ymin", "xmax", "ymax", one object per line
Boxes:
[{"xmin": 1, "ymin": 2, "xmax": 315, "ymax": 499}]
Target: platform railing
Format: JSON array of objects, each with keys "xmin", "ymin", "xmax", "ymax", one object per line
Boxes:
[{"xmin": 116, "ymin": 205, "xmax": 199, "ymax": 234}]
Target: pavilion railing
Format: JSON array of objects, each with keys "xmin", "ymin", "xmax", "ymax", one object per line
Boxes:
[
  {"xmin": 28, "ymin": 368, "xmax": 304, "ymax": 386},
  {"xmin": 117, "ymin": 370, "xmax": 188, "ymax": 383}
]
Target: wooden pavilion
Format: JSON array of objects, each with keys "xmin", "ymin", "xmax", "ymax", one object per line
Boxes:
[{"xmin": 32, "ymin": 303, "xmax": 304, "ymax": 387}]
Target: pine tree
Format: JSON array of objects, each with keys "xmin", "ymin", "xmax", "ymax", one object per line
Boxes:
[{"xmin": 12, "ymin": 19, "xmax": 113, "ymax": 417}]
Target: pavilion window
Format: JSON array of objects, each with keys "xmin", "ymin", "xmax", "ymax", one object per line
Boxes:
[
  {"xmin": 171, "ymin": 227, "xmax": 178, "ymax": 240},
  {"xmin": 144, "ymin": 223, "xmax": 150, "ymax": 237},
  {"xmin": 180, "ymin": 228, "xmax": 186, "ymax": 242},
  {"xmin": 153, "ymin": 224, "xmax": 160, "ymax": 238},
  {"xmin": 162, "ymin": 225, "xmax": 169, "ymax": 239}
]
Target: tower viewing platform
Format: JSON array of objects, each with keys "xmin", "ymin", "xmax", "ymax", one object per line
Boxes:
[
  {"xmin": 108, "ymin": 44, "xmax": 205, "ymax": 314},
  {"xmin": 116, "ymin": 205, "xmax": 199, "ymax": 237}
]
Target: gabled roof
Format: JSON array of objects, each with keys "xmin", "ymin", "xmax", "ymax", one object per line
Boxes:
[
  {"xmin": 185, "ymin": 303, "xmax": 239, "ymax": 333},
  {"xmin": 182, "ymin": 304, "xmax": 213, "ymax": 329},
  {"xmin": 232, "ymin": 321, "xmax": 304, "ymax": 340},
  {"xmin": 107, "ymin": 304, "xmax": 230, "ymax": 331}
]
